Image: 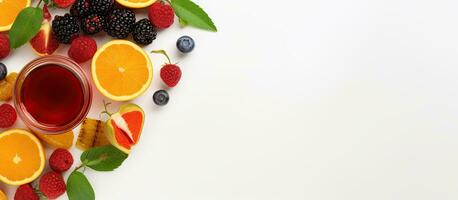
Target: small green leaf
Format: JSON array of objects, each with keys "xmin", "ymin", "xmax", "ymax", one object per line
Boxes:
[
  {"xmin": 171, "ymin": 0, "xmax": 217, "ymax": 32},
  {"xmin": 9, "ymin": 7, "xmax": 43, "ymax": 49},
  {"xmin": 80, "ymin": 145, "xmax": 128, "ymax": 171},
  {"xmin": 67, "ymin": 171, "xmax": 95, "ymax": 200},
  {"xmin": 179, "ymin": 18, "xmax": 188, "ymax": 27}
]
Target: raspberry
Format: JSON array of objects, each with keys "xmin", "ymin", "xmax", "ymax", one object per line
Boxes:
[
  {"xmin": 0, "ymin": 104, "xmax": 17, "ymax": 128},
  {"xmin": 49, "ymin": 148, "xmax": 74, "ymax": 172},
  {"xmin": 14, "ymin": 184, "xmax": 39, "ymax": 200},
  {"xmin": 39, "ymin": 171, "xmax": 66, "ymax": 199},
  {"xmin": 68, "ymin": 36, "xmax": 97, "ymax": 63},
  {"xmin": 43, "ymin": 5, "xmax": 52, "ymax": 21},
  {"xmin": 148, "ymin": 1, "xmax": 175, "ymax": 29},
  {"xmin": 54, "ymin": 0, "xmax": 75, "ymax": 8},
  {"xmin": 0, "ymin": 34, "xmax": 10, "ymax": 60},
  {"xmin": 160, "ymin": 64, "xmax": 182, "ymax": 87}
]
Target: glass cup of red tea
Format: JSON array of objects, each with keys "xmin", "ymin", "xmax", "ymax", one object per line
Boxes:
[{"xmin": 14, "ymin": 55, "xmax": 92, "ymax": 134}]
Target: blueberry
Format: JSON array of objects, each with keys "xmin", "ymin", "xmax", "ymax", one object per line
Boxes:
[
  {"xmin": 176, "ymin": 36, "xmax": 195, "ymax": 53},
  {"xmin": 153, "ymin": 90, "xmax": 170, "ymax": 106},
  {"xmin": 0, "ymin": 63, "xmax": 6, "ymax": 81}
]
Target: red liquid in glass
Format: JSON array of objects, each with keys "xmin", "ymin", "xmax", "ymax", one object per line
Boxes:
[{"xmin": 21, "ymin": 64, "xmax": 84, "ymax": 126}]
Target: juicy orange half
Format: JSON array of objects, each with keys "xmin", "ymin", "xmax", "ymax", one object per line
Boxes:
[
  {"xmin": 92, "ymin": 40, "xmax": 153, "ymax": 101},
  {"xmin": 0, "ymin": 129, "xmax": 45, "ymax": 186},
  {"xmin": 0, "ymin": 0, "xmax": 31, "ymax": 32}
]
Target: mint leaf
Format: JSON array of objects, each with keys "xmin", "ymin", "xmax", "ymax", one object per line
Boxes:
[
  {"xmin": 80, "ymin": 145, "xmax": 128, "ymax": 171},
  {"xmin": 179, "ymin": 18, "xmax": 188, "ymax": 27},
  {"xmin": 67, "ymin": 171, "xmax": 95, "ymax": 200},
  {"xmin": 9, "ymin": 7, "xmax": 43, "ymax": 49},
  {"xmin": 171, "ymin": 0, "xmax": 217, "ymax": 32}
]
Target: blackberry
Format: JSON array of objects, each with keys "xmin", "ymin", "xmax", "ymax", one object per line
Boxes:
[
  {"xmin": 52, "ymin": 14, "xmax": 80, "ymax": 44},
  {"xmin": 70, "ymin": 0, "xmax": 91, "ymax": 18},
  {"xmin": 104, "ymin": 8, "xmax": 136, "ymax": 39},
  {"xmin": 132, "ymin": 19, "xmax": 157, "ymax": 45},
  {"xmin": 91, "ymin": 0, "xmax": 114, "ymax": 16},
  {"xmin": 81, "ymin": 14, "xmax": 105, "ymax": 34}
]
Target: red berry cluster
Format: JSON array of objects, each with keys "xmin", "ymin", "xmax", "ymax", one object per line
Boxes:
[{"xmin": 14, "ymin": 149, "xmax": 73, "ymax": 200}]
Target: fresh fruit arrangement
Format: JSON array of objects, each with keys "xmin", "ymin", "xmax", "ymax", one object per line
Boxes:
[{"xmin": 0, "ymin": 0, "xmax": 216, "ymax": 199}]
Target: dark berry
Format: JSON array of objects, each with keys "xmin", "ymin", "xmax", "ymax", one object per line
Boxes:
[
  {"xmin": 70, "ymin": 0, "xmax": 91, "ymax": 18},
  {"xmin": 0, "ymin": 63, "xmax": 6, "ymax": 81},
  {"xmin": 132, "ymin": 19, "xmax": 157, "ymax": 45},
  {"xmin": 52, "ymin": 14, "xmax": 80, "ymax": 44},
  {"xmin": 153, "ymin": 90, "xmax": 169, "ymax": 106},
  {"xmin": 91, "ymin": 0, "xmax": 114, "ymax": 16},
  {"xmin": 177, "ymin": 36, "xmax": 195, "ymax": 53},
  {"xmin": 104, "ymin": 8, "xmax": 136, "ymax": 39},
  {"xmin": 81, "ymin": 14, "xmax": 105, "ymax": 34}
]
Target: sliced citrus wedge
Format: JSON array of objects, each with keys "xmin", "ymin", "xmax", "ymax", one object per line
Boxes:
[
  {"xmin": 0, "ymin": 0, "xmax": 31, "ymax": 32},
  {"xmin": 0, "ymin": 129, "xmax": 45, "ymax": 186},
  {"xmin": 115, "ymin": 0, "xmax": 156, "ymax": 8},
  {"xmin": 92, "ymin": 40, "xmax": 153, "ymax": 101},
  {"xmin": 33, "ymin": 130, "xmax": 74, "ymax": 149}
]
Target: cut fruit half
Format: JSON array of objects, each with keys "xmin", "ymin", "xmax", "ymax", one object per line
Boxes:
[
  {"xmin": 115, "ymin": 0, "xmax": 156, "ymax": 8},
  {"xmin": 0, "ymin": 0, "xmax": 31, "ymax": 32},
  {"xmin": 0, "ymin": 129, "xmax": 45, "ymax": 186},
  {"xmin": 105, "ymin": 103, "xmax": 145, "ymax": 154},
  {"xmin": 29, "ymin": 21, "xmax": 59, "ymax": 56},
  {"xmin": 92, "ymin": 40, "xmax": 153, "ymax": 101}
]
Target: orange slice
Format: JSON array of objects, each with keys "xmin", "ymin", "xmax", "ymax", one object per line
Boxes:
[
  {"xmin": 33, "ymin": 130, "xmax": 74, "ymax": 149},
  {"xmin": 115, "ymin": 0, "xmax": 156, "ymax": 8},
  {"xmin": 0, "ymin": 129, "xmax": 45, "ymax": 186},
  {"xmin": 0, "ymin": 0, "xmax": 31, "ymax": 32},
  {"xmin": 92, "ymin": 40, "xmax": 153, "ymax": 101}
]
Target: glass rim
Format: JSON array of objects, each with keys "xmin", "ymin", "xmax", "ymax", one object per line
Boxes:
[{"xmin": 13, "ymin": 55, "xmax": 92, "ymax": 135}]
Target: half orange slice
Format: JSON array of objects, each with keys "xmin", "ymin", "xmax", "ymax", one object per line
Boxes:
[
  {"xmin": 0, "ymin": 0, "xmax": 31, "ymax": 32},
  {"xmin": 92, "ymin": 40, "xmax": 153, "ymax": 101},
  {"xmin": 0, "ymin": 129, "xmax": 45, "ymax": 186}
]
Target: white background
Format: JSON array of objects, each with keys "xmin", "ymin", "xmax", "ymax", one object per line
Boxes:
[{"xmin": 2, "ymin": 0, "xmax": 458, "ymax": 199}]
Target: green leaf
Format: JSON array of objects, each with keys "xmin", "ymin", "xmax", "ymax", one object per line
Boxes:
[
  {"xmin": 179, "ymin": 18, "xmax": 188, "ymax": 27},
  {"xmin": 8, "ymin": 7, "xmax": 43, "ymax": 49},
  {"xmin": 171, "ymin": 0, "xmax": 217, "ymax": 32},
  {"xmin": 67, "ymin": 171, "xmax": 95, "ymax": 200},
  {"xmin": 80, "ymin": 145, "xmax": 128, "ymax": 171}
]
